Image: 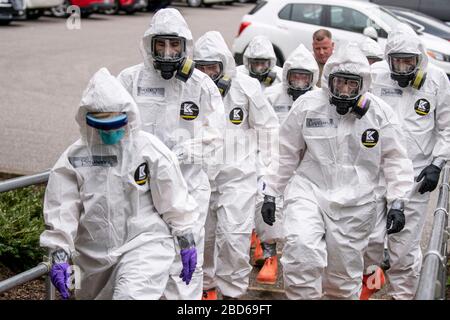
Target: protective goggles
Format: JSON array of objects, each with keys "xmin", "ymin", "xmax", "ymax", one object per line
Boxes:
[
  {"xmin": 86, "ymin": 112, "xmax": 128, "ymax": 130},
  {"xmin": 287, "ymin": 69, "xmax": 313, "ymax": 90},
  {"xmin": 248, "ymin": 58, "xmax": 271, "ymax": 75},
  {"xmin": 388, "ymin": 53, "xmax": 419, "ymax": 75},
  {"xmin": 195, "ymin": 60, "xmax": 223, "ymax": 82},
  {"xmin": 150, "ymin": 35, "xmax": 186, "ymax": 62},
  {"xmin": 329, "ymin": 72, "xmax": 362, "ymax": 99}
]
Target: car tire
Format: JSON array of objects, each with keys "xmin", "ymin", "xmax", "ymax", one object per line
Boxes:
[
  {"xmin": 51, "ymin": 0, "xmax": 70, "ymax": 18},
  {"xmin": 80, "ymin": 10, "xmax": 92, "ymax": 18},
  {"xmin": 26, "ymin": 9, "xmax": 42, "ymax": 20},
  {"xmin": 187, "ymin": 0, "xmax": 202, "ymax": 7},
  {"xmin": 125, "ymin": 8, "xmax": 136, "ymax": 14},
  {"xmin": 273, "ymin": 45, "xmax": 284, "ymax": 67},
  {"xmin": 0, "ymin": 20, "xmax": 11, "ymax": 25},
  {"xmin": 103, "ymin": 0, "xmax": 119, "ymax": 15}
]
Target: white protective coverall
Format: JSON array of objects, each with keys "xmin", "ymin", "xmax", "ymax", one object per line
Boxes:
[
  {"xmin": 193, "ymin": 31, "xmax": 279, "ymax": 298},
  {"xmin": 264, "ymin": 43, "xmax": 414, "ymax": 299},
  {"xmin": 365, "ymin": 25, "xmax": 450, "ymax": 299},
  {"xmin": 256, "ymin": 44, "xmax": 320, "ymax": 247},
  {"xmin": 236, "ymin": 35, "xmax": 283, "ymax": 92},
  {"xmin": 40, "ymin": 68, "xmax": 199, "ymax": 300},
  {"xmin": 117, "ymin": 9, "xmax": 226, "ymax": 300},
  {"xmin": 359, "ymin": 37, "xmax": 384, "ymax": 62}
]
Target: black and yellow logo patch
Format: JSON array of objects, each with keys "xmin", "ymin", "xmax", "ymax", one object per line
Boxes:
[
  {"xmin": 134, "ymin": 163, "xmax": 149, "ymax": 185},
  {"xmin": 229, "ymin": 107, "xmax": 244, "ymax": 125},
  {"xmin": 361, "ymin": 129, "xmax": 379, "ymax": 148},
  {"xmin": 414, "ymin": 99, "xmax": 430, "ymax": 116},
  {"xmin": 180, "ymin": 101, "xmax": 199, "ymax": 121}
]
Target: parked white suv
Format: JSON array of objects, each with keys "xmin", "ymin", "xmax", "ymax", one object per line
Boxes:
[
  {"xmin": 24, "ymin": 0, "xmax": 63, "ymax": 19},
  {"xmin": 232, "ymin": 0, "xmax": 450, "ymax": 78}
]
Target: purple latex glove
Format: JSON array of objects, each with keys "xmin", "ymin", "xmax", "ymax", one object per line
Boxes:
[
  {"xmin": 179, "ymin": 248, "xmax": 197, "ymax": 285},
  {"xmin": 50, "ymin": 263, "xmax": 71, "ymax": 299}
]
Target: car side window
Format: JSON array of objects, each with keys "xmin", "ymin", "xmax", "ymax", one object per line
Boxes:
[
  {"xmin": 330, "ymin": 6, "xmax": 370, "ymax": 33},
  {"xmin": 278, "ymin": 4, "xmax": 292, "ymax": 20},
  {"xmin": 291, "ymin": 4, "xmax": 323, "ymax": 25}
]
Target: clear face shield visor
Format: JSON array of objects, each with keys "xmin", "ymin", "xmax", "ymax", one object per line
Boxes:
[
  {"xmin": 248, "ymin": 58, "xmax": 271, "ymax": 75},
  {"xmin": 388, "ymin": 53, "xmax": 419, "ymax": 75},
  {"xmin": 150, "ymin": 35, "xmax": 186, "ymax": 62},
  {"xmin": 86, "ymin": 112, "xmax": 128, "ymax": 145},
  {"xmin": 287, "ymin": 69, "xmax": 313, "ymax": 90},
  {"xmin": 329, "ymin": 73, "xmax": 362, "ymax": 100},
  {"xmin": 195, "ymin": 60, "xmax": 223, "ymax": 82}
]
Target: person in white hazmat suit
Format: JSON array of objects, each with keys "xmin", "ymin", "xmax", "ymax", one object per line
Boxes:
[
  {"xmin": 362, "ymin": 24, "xmax": 450, "ymax": 300},
  {"xmin": 235, "ymin": 36, "xmax": 282, "ymax": 263},
  {"xmin": 236, "ymin": 35, "xmax": 283, "ymax": 92},
  {"xmin": 261, "ymin": 43, "xmax": 414, "ymax": 299},
  {"xmin": 193, "ymin": 31, "xmax": 279, "ymax": 299},
  {"xmin": 359, "ymin": 37, "xmax": 384, "ymax": 65},
  {"xmin": 117, "ymin": 9, "xmax": 226, "ymax": 300},
  {"xmin": 252, "ymin": 43, "xmax": 320, "ymax": 285},
  {"xmin": 40, "ymin": 68, "xmax": 199, "ymax": 300}
]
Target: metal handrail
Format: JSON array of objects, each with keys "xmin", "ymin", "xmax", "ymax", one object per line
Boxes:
[
  {"xmin": 0, "ymin": 263, "xmax": 50, "ymax": 294},
  {"xmin": 415, "ymin": 165, "xmax": 450, "ymax": 300},
  {"xmin": 0, "ymin": 170, "xmax": 50, "ymax": 193},
  {"xmin": 0, "ymin": 170, "xmax": 54, "ymax": 299}
]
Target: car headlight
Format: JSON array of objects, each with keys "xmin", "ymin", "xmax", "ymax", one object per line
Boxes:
[{"xmin": 427, "ymin": 49, "xmax": 450, "ymax": 62}]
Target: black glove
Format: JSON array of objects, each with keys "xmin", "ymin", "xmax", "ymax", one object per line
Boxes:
[
  {"xmin": 416, "ymin": 164, "xmax": 441, "ymax": 194},
  {"xmin": 261, "ymin": 195, "xmax": 276, "ymax": 226},
  {"xmin": 386, "ymin": 208, "xmax": 405, "ymax": 234}
]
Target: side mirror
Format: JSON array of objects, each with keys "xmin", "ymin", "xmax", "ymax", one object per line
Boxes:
[{"xmin": 363, "ymin": 26, "xmax": 378, "ymax": 41}]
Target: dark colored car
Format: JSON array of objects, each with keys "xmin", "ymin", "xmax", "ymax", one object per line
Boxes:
[
  {"xmin": 367, "ymin": 0, "xmax": 450, "ymax": 23},
  {"xmin": 0, "ymin": 0, "xmax": 26, "ymax": 25},
  {"xmin": 384, "ymin": 5, "xmax": 450, "ymax": 41}
]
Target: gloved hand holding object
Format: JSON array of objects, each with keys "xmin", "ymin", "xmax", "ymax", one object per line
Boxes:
[
  {"xmin": 416, "ymin": 163, "xmax": 442, "ymax": 194},
  {"xmin": 50, "ymin": 249, "xmax": 71, "ymax": 300},
  {"xmin": 386, "ymin": 200, "xmax": 405, "ymax": 235},
  {"xmin": 261, "ymin": 195, "xmax": 276, "ymax": 226},
  {"xmin": 178, "ymin": 233, "xmax": 197, "ymax": 285}
]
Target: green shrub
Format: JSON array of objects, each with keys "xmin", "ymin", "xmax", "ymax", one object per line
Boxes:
[{"xmin": 0, "ymin": 185, "xmax": 46, "ymax": 271}]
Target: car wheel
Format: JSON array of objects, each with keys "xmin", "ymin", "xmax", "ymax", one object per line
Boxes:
[
  {"xmin": 51, "ymin": 0, "xmax": 70, "ymax": 18},
  {"xmin": 273, "ymin": 46, "xmax": 284, "ymax": 67},
  {"xmin": 26, "ymin": 9, "xmax": 42, "ymax": 19},
  {"xmin": 125, "ymin": 8, "xmax": 136, "ymax": 14},
  {"xmin": 80, "ymin": 10, "xmax": 92, "ymax": 18},
  {"xmin": 187, "ymin": 0, "xmax": 202, "ymax": 7},
  {"xmin": 103, "ymin": 0, "xmax": 119, "ymax": 15},
  {"xmin": 0, "ymin": 20, "xmax": 11, "ymax": 25}
]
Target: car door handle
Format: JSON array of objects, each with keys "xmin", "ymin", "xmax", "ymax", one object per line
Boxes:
[{"xmin": 277, "ymin": 23, "xmax": 289, "ymax": 30}]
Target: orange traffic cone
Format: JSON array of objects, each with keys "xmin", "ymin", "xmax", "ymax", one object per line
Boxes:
[
  {"xmin": 256, "ymin": 256, "xmax": 278, "ymax": 285},
  {"xmin": 360, "ymin": 267, "xmax": 386, "ymax": 300},
  {"xmin": 202, "ymin": 288, "xmax": 217, "ymax": 300},
  {"xmin": 253, "ymin": 238, "xmax": 264, "ymax": 266}
]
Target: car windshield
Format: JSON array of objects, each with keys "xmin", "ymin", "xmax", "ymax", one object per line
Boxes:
[
  {"xmin": 371, "ymin": 7, "xmax": 403, "ymax": 31},
  {"xmin": 391, "ymin": 9, "xmax": 450, "ymax": 38}
]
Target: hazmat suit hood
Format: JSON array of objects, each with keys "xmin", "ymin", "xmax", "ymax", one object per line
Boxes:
[
  {"xmin": 385, "ymin": 23, "xmax": 428, "ymax": 71},
  {"xmin": 76, "ymin": 68, "xmax": 141, "ymax": 142},
  {"xmin": 282, "ymin": 44, "xmax": 320, "ymax": 90},
  {"xmin": 141, "ymin": 8, "xmax": 193, "ymax": 68},
  {"xmin": 360, "ymin": 37, "xmax": 383, "ymax": 60},
  {"xmin": 243, "ymin": 35, "xmax": 277, "ymax": 71},
  {"xmin": 193, "ymin": 31, "xmax": 236, "ymax": 78},
  {"xmin": 322, "ymin": 42, "xmax": 371, "ymax": 95}
]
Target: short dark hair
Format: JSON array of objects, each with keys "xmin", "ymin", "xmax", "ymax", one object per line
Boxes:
[{"xmin": 313, "ymin": 29, "xmax": 332, "ymax": 42}]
